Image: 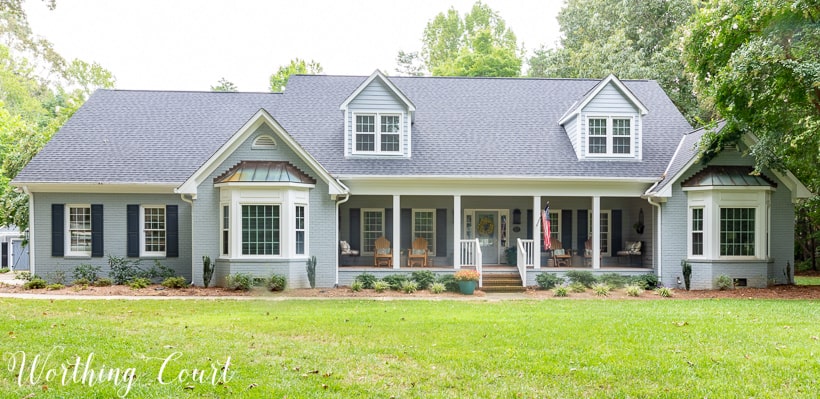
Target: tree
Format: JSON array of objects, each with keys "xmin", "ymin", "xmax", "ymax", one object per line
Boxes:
[
  {"xmin": 269, "ymin": 58, "xmax": 322, "ymax": 92},
  {"xmin": 529, "ymin": 0, "xmax": 703, "ymax": 123},
  {"xmin": 396, "ymin": 1, "xmax": 522, "ymax": 77},
  {"xmin": 683, "ymin": 0, "xmax": 820, "ymax": 271},
  {"xmin": 210, "ymin": 77, "xmax": 237, "ymax": 92}
]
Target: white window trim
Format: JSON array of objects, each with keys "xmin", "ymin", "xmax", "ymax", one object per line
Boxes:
[
  {"xmin": 548, "ymin": 210, "xmax": 561, "ymax": 242},
  {"xmin": 140, "ymin": 205, "xmax": 166, "ymax": 257},
  {"xmin": 220, "ymin": 204, "xmax": 230, "ymax": 257},
  {"xmin": 585, "ymin": 115, "xmax": 635, "ymax": 158},
  {"xmin": 352, "ymin": 112, "xmax": 403, "ymax": 155},
  {"xmin": 361, "ymin": 208, "xmax": 385, "ymax": 255},
  {"xmin": 294, "ymin": 204, "xmax": 308, "ymax": 256},
  {"xmin": 588, "ymin": 210, "xmax": 612, "ymax": 256},
  {"xmin": 685, "ymin": 187, "xmax": 771, "ymax": 260},
  {"xmin": 65, "ymin": 204, "xmax": 92, "ymax": 257},
  {"xmin": 412, "ymin": 209, "xmax": 436, "ymax": 255}
]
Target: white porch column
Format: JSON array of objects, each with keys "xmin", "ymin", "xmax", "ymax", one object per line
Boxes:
[
  {"xmin": 392, "ymin": 195, "xmax": 401, "ymax": 269},
  {"xmin": 592, "ymin": 196, "xmax": 601, "ymax": 269},
  {"xmin": 453, "ymin": 195, "xmax": 462, "ymax": 269},
  {"xmin": 533, "ymin": 195, "xmax": 541, "ymax": 269}
]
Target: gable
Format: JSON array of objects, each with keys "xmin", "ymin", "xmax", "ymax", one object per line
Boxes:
[{"xmin": 584, "ymin": 83, "xmax": 640, "ymax": 114}]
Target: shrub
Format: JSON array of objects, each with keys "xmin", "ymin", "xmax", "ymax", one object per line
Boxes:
[
  {"xmin": 17, "ymin": 271, "xmax": 33, "ymax": 281},
  {"xmin": 0, "ymin": 267, "xmax": 9, "ymax": 273},
  {"xmin": 656, "ymin": 287, "xmax": 674, "ymax": 297},
  {"xmin": 373, "ymin": 280, "xmax": 390, "ymax": 293},
  {"xmin": 382, "ymin": 274, "xmax": 409, "ymax": 290},
  {"xmin": 203, "ymin": 255, "xmax": 214, "ymax": 288},
  {"xmin": 108, "ymin": 254, "xmax": 141, "ymax": 285},
  {"xmin": 569, "ymin": 282, "xmax": 587, "ymax": 293},
  {"xmin": 162, "ymin": 276, "xmax": 188, "ymax": 289},
  {"xmin": 225, "ymin": 273, "xmax": 253, "ymax": 291},
  {"xmin": 565, "ymin": 270, "xmax": 596, "ymax": 288},
  {"xmin": 536, "ymin": 273, "xmax": 563, "ymax": 290},
  {"xmin": 71, "ymin": 278, "xmax": 90, "ymax": 287},
  {"xmin": 716, "ymin": 275, "xmax": 733, "ymax": 290},
  {"xmin": 436, "ymin": 274, "xmax": 460, "ymax": 293},
  {"xmin": 93, "ymin": 278, "xmax": 114, "ymax": 287},
  {"xmin": 49, "ymin": 270, "xmax": 67, "ymax": 285},
  {"xmin": 625, "ymin": 284, "xmax": 644, "ymax": 297},
  {"xmin": 628, "ymin": 274, "xmax": 659, "ymax": 290},
  {"xmin": 350, "ymin": 280, "xmax": 364, "ymax": 292},
  {"xmin": 592, "ymin": 283, "xmax": 610, "ymax": 296},
  {"xmin": 354, "ymin": 273, "xmax": 378, "ymax": 289},
  {"xmin": 598, "ymin": 273, "xmax": 627, "ymax": 289},
  {"xmin": 72, "ymin": 264, "xmax": 101, "ymax": 283},
  {"xmin": 46, "ymin": 283, "xmax": 64, "ymax": 291},
  {"xmin": 129, "ymin": 278, "xmax": 151, "ymax": 289},
  {"xmin": 553, "ymin": 285, "xmax": 569, "ymax": 297},
  {"xmin": 429, "ymin": 282, "xmax": 446, "ymax": 294},
  {"xmin": 411, "ymin": 270, "xmax": 436, "ymax": 290},
  {"xmin": 141, "ymin": 260, "xmax": 176, "ymax": 282},
  {"xmin": 23, "ymin": 278, "xmax": 47, "ymax": 290},
  {"xmin": 266, "ymin": 274, "xmax": 287, "ymax": 292},
  {"xmin": 401, "ymin": 280, "xmax": 419, "ymax": 294}
]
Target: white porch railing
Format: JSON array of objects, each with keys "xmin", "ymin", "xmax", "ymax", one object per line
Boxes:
[
  {"xmin": 516, "ymin": 238, "xmax": 534, "ymax": 287},
  {"xmin": 459, "ymin": 238, "xmax": 483, "ymax": 287}
]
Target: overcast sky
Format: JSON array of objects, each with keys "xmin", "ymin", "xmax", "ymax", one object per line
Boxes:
[{"xmin": 23, "ymin": 0, "xmax": 563, "ymax": 92}]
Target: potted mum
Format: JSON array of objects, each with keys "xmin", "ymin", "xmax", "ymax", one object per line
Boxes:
[{"xmin": 454, "ymin": 269, "xmax": 480, "ymax": 295}]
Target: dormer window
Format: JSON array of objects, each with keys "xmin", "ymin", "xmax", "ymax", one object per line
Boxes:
[
  {"xmin": 587, "ymin": 116, "xmax": 632, "ymax": 156},
  {"xmin": 354, "ymin": 113, "xmax": 402, "ymax": 154}
]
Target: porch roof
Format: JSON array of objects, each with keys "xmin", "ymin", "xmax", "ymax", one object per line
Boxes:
[{"xmin": 214, "ymin": 161, "xmax": 317, "ymax": 184}]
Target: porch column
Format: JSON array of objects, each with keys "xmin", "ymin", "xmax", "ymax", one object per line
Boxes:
[
  {"xmin": 533, "ymin": 196, "xmax": 541, "ymax": 269},
  {"xmin": 453, "ymin": 195, "xmax": 461, "ymax": 269},
  {"xmin": 393, "ymin": 195, "xmax": 401, "ymax": 269},
  {"xmin": 592, "ymin": 196, "xmax": 601, "ymax": 269}
]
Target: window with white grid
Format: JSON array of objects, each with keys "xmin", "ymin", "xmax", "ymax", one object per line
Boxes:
[
  {"xmin": 353, "ymin": 113, "xmax": 402, "ymax": 154},
  {"xmin": 612, "ymin": 118, "xmax": 631, "ymax": 154},
  {"xmin": 67, "ymin": 205, "xmax": 91, "ymax": 256},
  {"xmin": 142, "ymin": 206, "xmax": 166, "ymax": 255},
  {"xmin": 720, "ymin": 208, "xmax": 755, "ymax": 256},
  {"xmin": 412, "ymin": 210, "xmax": 435, "ymax": 253},
  {"xmin": 242, "ymin": 205, "xmax": 280, "ymax": 255},
  {"xmin": 361, "ymin": 209, "xmax": 384, "ymax": 254},
  {"xmin": 588, "ymin": 118, "xmax": 607, "ymax": 154},
  {"xmin": 691, "ymin": 208, "xmax": 704, "ymax": 256}
]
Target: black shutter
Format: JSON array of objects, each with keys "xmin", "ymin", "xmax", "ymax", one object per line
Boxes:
[
  {"xmin": 526, "ymin": 209, "xmax": 533, "ymax": 240},
  {"xmin": 385, "ymin": 208, "xmax": 393, "ymax": 243},
  {"xmin": 91, "ymin": 204, "xmax": 104, "ymax": 257},
  {"xmin": 577, "ymin": 209, "xmax": 588, "ymax": 254},
  {"xmin": 612, "ymin": 209, "xmax": 623, "ymax": 254},
  {"xmin": 166, "ymin": 205, "xmax": 178, "ymax": 257},
  {"xmin": 349, "ymin": 208, "xmax": 360, "ymax": 251},
  {"xmin": 436, "ymin": 208, "xmax": 447, "ymax": 256},
  {"xmin": 401, "ymin": 209, "xmax": 412, "ymax": 251},
  {"xmin": 562, "ymin": 209, "xmax": 573, "ymax": 249},
  {"xmin": 51, "ymin": 204, "xmax": 64, "ymax": 257},
  {"xmin": 127, "ymin": 205, "xmax": 139, "ymax": 257}
]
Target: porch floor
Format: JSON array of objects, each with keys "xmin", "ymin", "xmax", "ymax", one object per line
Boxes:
[{"xmin": 338, "ymin": 264, "xmax": 652, "ymax": 273}]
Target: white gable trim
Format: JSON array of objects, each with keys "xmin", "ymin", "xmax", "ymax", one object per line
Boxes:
[
  {"xmin": 558, "ymin": 74, "xmax": 649, "ymax": 125},
  {"xmin": 176, "ymin": 109, "xmax": 346, "ymax": 197},
  {"xmin": 339, "ymin": 70, "xmax": 416, "ymax": 112}
]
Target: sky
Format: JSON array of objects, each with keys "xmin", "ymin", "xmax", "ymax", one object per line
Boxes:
[{"xmin": 23, "ymin": 0, "xmax": 564, "ymax": 92}]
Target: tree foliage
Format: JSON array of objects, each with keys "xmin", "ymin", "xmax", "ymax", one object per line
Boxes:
[
  {"xmin": 210, "ymin": 77, "xmax": 237, "ymax": 92},
  {"xmin": 269, "ymin": 58, "xmax": 322, "ymax": 92},
  {"xmin": 396, "ymin": 1, "xmax": 521, "ymax": 77}
]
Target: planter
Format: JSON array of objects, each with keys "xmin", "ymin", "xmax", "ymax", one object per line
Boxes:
[{"xmin": 458, "ymin": 280, "xmax": 477, "ymax": 295}]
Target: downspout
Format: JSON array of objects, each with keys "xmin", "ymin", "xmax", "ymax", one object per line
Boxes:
[
  {"xmin": 646, "ymin": 195, "xmax": 662, "ymax": 281},
  {"xmin": 22, "ymin": 186, "xmax": 33, "ymax": 275},
  {"xmin": 179, "ymin": 193, "xmax": 194, "ymax": 284},
  {"xmin": 335, "ymin": 192, "xmax": 351, "ymax": 287}
]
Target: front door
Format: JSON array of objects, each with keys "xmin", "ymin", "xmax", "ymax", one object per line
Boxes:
[{"xmin": 475, "ymin": 211, "xmax": 499, "ymax": 264}]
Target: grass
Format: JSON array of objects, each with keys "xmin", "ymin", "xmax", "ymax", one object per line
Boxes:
[
  {"xmin": 1, "ymin": 298, "xmax": 819, "ymax": 398},
  {"xmin": 795, "ymin": 275, "xmax": 820, "ymax": 285}
]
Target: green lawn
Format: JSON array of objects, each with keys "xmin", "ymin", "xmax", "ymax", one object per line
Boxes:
[
  {"xmin": 1, "ymin": 298, "xmax": 819, "ymax": 398},
  {"xmin": 795, "ymin": 275, "xmax": 820, "ymax": 285}
]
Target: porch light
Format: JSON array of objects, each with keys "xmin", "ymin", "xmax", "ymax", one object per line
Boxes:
[{"xmin": 513, "ymin": 209, "xmax": 521, "ymax": 225}]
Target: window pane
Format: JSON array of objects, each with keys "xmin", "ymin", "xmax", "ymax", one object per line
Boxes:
[
  {"xmin": 355, "ymin": 115, "xmax": 376, "ymax": 152},
  {"xmin": 69, "ymin": 206, "xmax": 91, "ymax": 253},
  {"xmin": 381, "ymin": 115, "xmax": 400, "ymax": 133},
  {"xmin": 381, "ymin": 134, "xmax": 400, "ymax": 152},
  {"xmin": 143, "ymin": 207, "xmax": 166, "ymax": 253},
  {"xmin": 549, "ymin": 212, "xmax": 560, "ymax": 241},
  {"xmin": 242, "ymin": 205, "xmax": 280, "ymax": 255},
  {"xmin": 413, "ymin": 211, "xmax": 435, "ymax": 252},
  {"xmin": 691, "ymin": 208, "xmax": 703, "ymax": 256},
  {"xmin": 720, "ymin": 208, "xmax": 755, "ymax": 256},
  {"xmin": 588, "ymin": 118, "xmax": 606, "ymax": 136},
  {"xmin": 362, "ymin": 210, "xmax": 383, "ymax": 253},
  {"xmin": 356, "ymin": 115, "xmax": 375, "ymax": 132},
  {"xmin": 356, "ymin": 134, "xmax": 375, "ymax": 151},
  {"xmin": 222, "ymin": 205, "xmax": 229, "ymax": 255},
  {"xmin": 295, "ymin": 205, "xmax": 306, "ymax": 255}
]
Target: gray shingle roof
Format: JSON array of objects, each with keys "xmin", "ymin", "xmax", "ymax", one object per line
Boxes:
[
  {"xmin": 14, "ymin": 75, "xmax": 694, "ymax": 185},
  {"xmin": 646, "ymin": 121, "xmax": 726, "ymax": 195}
]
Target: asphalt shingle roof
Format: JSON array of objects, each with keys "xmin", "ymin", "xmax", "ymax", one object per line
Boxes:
[
  {"xmin": 14, "ymin": 75, "xmax": 694, "ymax": 185},
  {"xmin": 647, "ymin": 121, "xmax": 726, "ymax": 195}
]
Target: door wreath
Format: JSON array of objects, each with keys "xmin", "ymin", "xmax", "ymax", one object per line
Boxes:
[{"xmin": 477, "ymin": 217, "xmax": 495, "ymax": 236}]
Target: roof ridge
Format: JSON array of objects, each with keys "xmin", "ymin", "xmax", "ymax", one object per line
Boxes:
[{"xmin": 99, "ymin": 88, "xmax": 281, "ymax": 95}]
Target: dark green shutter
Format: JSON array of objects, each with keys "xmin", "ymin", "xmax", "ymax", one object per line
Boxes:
[
  {"xmin": 127, "ymin": 205, "xmax": 139, "ymax": 257},
  {"xmin": 166, "ymin": 205, "xmax": 178, "ymax": 257},
  {"xmin": 51, "ymin": 204, "xmax": 64, "ymax": 257},
  {"xmin": 385, "ymin": 209, "xmax": 393, "ymax": 243},
  {"xmin": 349, "ymin": 208, "xmax": 360, "ymax": 251},
  {"xmin": 562, "ymin": 209, "xmax": 573, "ymax": 249},
  {"xmin": 401, "ymin": 209, "xmax": 412, "ymax": 251},
  {"xmin": 436, "ymin": 208, "xmax": 447, "ymax": 256},
  {"xmin": 577, "ymin": 209, "xmax": 588, "ymax": 254},
  {"xmin": 612, "ymin": 209, "xmax": 623, "ymax": 254},
  {"xmin": 91, "ymin": 204, "xmax": 104, "ymax": 257}
]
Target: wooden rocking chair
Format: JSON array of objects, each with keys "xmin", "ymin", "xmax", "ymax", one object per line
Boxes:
[
  {"xmin": 551, "ymin": 239, "xmax": 573, "ymax": 267},
  {"xmin": 374, "ymin": 236, "xmax": 392, "ymax": 267},
  {"xmin": 407, "ymin": 237, "xmax": 429, "ymax": 267}
]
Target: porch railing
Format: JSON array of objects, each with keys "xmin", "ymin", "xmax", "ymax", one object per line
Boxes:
[
  {"xmin": 516, "ymin": 238, "xmax": 534, "ymax": 287},
  {"xmin": 459, "ymin": 238, "xmax": 483, "ymax": 287}
]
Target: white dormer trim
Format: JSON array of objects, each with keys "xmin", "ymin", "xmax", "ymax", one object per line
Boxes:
[
  {"xmin": 339, "ymin": 70, "xmax": 416, "ymax": 112},
  {"xmin": 176, "ymin": 109, "xmax": 347, "ymax": 197},
  {"xmin": 558, "ymin": 74, "xmax": 649, "ymax": 125}
]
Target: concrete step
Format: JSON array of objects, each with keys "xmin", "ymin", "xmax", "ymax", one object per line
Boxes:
[{"xmin": 481, "ymin": 285, "xmax": 527, "ymax": 293}]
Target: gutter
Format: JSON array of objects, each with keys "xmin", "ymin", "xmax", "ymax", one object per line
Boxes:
[
  {"xmin": 334, "ymin": 191, "xmax": 351, "ymax": 288},
  {"xmin": 646, "ymin": 196, "xmax": 663, "ymax": 281}
]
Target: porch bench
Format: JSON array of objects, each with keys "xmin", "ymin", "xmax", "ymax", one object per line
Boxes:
[{"xmin": 616, "ymin": 241, "xmax": 643, "ymax": 266}]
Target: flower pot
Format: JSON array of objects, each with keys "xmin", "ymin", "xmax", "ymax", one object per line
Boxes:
[{"xmin": 458, "ymin": 280, "xmax": 477, "ymax": 295}]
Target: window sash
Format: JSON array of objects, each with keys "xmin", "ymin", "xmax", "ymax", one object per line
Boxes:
[
  {"xmin": 143, "ymin": 207, "xmax": 166, "ymax": 254},
  {"xmin": 412, "ymin": 210, "xmax": 435, "ymax": 253},
  {"xmin": 353, "ymin": 113, "xmax": 402, "ymax": 154},
  {"xmin": 361, "ymin": 210, "xmax": 384, "ymax": 254},
  {"xmin": 720, "ymin": 207, "xmax": 755, "ymax": 256},
  {"xmin": 241, "ymin": 205, "xmax": 280, "ymax": 256},
  {"xmin": 588, "ymin": 118, "xmax": 607, "ymax": 154},
  {"xmin": 295, "ymin": 205, "xmax": 306, "ymax": 255},
  {"xmin": 691, "ymin": 208, "xmax": 704, "ymax": 256},
  {"xmin": 588, "ymin": 210, "xmax": 611, "ymax": 254},
  {"xmin": 587, "ymin": 117, "xmax": 632, "ymax": 156},
  {"xmin": 549, "ymin": 211, "xmax": 560, "ymax": 242},
  {"xmin": 222, "ymin": 205, "xmax": 229, "ymax": 256},
  {"xmin": 68, "ymin": 206, "xmax": 91, "ymax": 255}
]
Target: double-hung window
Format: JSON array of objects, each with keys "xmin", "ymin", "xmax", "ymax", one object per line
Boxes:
[
  {"xmin": 412, "ymin": 210, "xmax": 435, "ymax": 253},
  {"xmin": 141, "ymin": 206, "xmax": 166, "ymax": 256},
  {"xmin": 354, "ymin": 113, "xmax": 402, "ymax": 154},
  {"xmin": 295, "ymin": 205, "xmax": 306, "ymax": 255},
  {"xmin": 548, "ymin": 211, "xmax": 561, "ymax": 243},
  {"xmin": 588, "ymin": 210, "xmax": 611, "ymax": 255},
  {"xmin": 242, "ymin": 205, "xmax": 279, "ymax": 256},
  {"xmin": 587, "ymin": 117, "xmax": 632, "ymax": 156},
  {"xmin": 66, "ymin": 205, "xmax": 91, "ymax": 256},
  {"xmin": 221, "ymin": 205, "xmax": 230, "ymax": 256},
  {"xmin": 691, "ymin": 208, "xmax": 704, "ymax": 256},
  {"xmin": 361, "ymin": 209, "xmax": 384, "ymax": 254}
]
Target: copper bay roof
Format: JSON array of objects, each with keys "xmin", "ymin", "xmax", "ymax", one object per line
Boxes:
[{"xmin": 214, "ymin": 161, "xmax": 316, "ymax": 184}]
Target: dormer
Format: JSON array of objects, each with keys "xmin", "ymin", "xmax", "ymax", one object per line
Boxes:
[
  {"xmin": 340, "ymin": 70, "xmax": 415, "ymax": 158},
  {"xmin": 558, "ymin": 75, "xmax": 648, "ymax": 161}
]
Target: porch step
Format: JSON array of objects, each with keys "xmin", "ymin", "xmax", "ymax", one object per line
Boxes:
[{"xmin": 481, "ymin": 273, "xmax": 526, "ymax": 293}]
